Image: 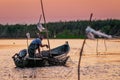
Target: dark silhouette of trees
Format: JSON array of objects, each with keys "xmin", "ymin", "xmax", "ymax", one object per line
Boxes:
[{"xmin": 0, "ymin": 19, "xmax": 120, "ymax": 39}]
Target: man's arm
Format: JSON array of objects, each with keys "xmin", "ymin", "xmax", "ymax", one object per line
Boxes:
[{"xmin": 40, "ymin": 44, "xmax": 49, "ymax": 48}]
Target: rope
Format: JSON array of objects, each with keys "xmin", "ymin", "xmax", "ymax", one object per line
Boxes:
[
  {"xmin": 68, "ymin": 48, "xmax": 81, "ymax": 65},
  {"xmin": 96, "ymin": 39, "xmax": 107, "ymax": 55}
]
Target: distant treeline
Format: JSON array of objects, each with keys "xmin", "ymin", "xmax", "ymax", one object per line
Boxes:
[{"xmin": 0, "ymin": 19, "xmax": 120, "ymax": 39}]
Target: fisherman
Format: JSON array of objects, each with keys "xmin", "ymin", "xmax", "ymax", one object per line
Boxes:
[
  {"xmin": 86, "ymin": 26, "xmax": 112, "ymax": 39},
  {"xmin": 28, "ymin": 34, "xmax": 49, "ymax": 58}
]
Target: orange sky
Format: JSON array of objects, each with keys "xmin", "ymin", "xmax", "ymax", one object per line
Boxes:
[{"xmin": 0, "ymin": 0, "xmax": 120, "ymax": 24}]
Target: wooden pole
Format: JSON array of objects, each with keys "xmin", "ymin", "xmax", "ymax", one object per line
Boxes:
[
  {"xmin": 96, "ymin": 39, "xmax": 99, "ymax": 55},
  {"xmin": 89, "ymin": 13, "xmax": 93, "ymax": 24},
  {"xmin": 78, "ymin": 13, "xmax": 93, "ymax": 80},
  {"xmin": 104, "ymin": 39, "xmax": 107, "ymax": 53},
  {"xmin": 26, "ymin": 32, "xmax": 30, "ymax": 54},
  {"xmin": 78, "ymin": 39, "xmax": 86, "ymax": 80},
  {"xmin": 38, "ymin": 14, "xmax": 42, "ymax": 23},
  {"xmin": 40, "ymin": 0, "xmax": 51, "ymax": 56}
]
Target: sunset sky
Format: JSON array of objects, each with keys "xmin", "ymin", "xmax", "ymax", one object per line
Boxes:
[{"xmin": 0, "ymin": 0, "xmax": 120, "ymax": 24}]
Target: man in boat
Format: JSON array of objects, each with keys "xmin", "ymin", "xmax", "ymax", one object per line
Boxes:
[
  {"xmin": 85, "ymin": 26, "xmax": 112, "ymax": 39},
  {"xmin": 28, "ymin": 34, "xmax": 49, "ymax": 58}
]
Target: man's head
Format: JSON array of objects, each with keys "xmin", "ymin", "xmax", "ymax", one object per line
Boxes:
[
  {"xmin": 36, "ymin": 33, "xmax": 44, "ymax": 40},
  {"xmin": 39, "ymin": 36, "xmax": 44, "ymax": 40}
]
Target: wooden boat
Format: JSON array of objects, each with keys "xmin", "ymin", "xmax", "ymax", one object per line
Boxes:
[{"xmin": 12, "ymin": 41, "xmax": 70, "ymax": 68}]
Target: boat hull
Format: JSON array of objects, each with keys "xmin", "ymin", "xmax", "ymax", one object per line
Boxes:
[{"xmin": 12, "ymin": 42, "xmax": 70, "ymax": 68}]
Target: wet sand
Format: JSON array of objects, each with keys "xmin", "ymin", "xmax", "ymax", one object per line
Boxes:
[{"xmin": 0, "ymin": 39, "xmax": 120, "ymax": 80}]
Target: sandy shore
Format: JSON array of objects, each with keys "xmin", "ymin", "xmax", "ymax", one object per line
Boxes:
[{"xmin": 0, "ymin": 39, "xmax": 120, "ymax": 80}]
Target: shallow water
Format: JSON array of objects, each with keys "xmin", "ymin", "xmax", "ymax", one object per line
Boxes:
[{"xmin": 0, "ymin": 39, "xmax": 120, "ymax": 80}]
